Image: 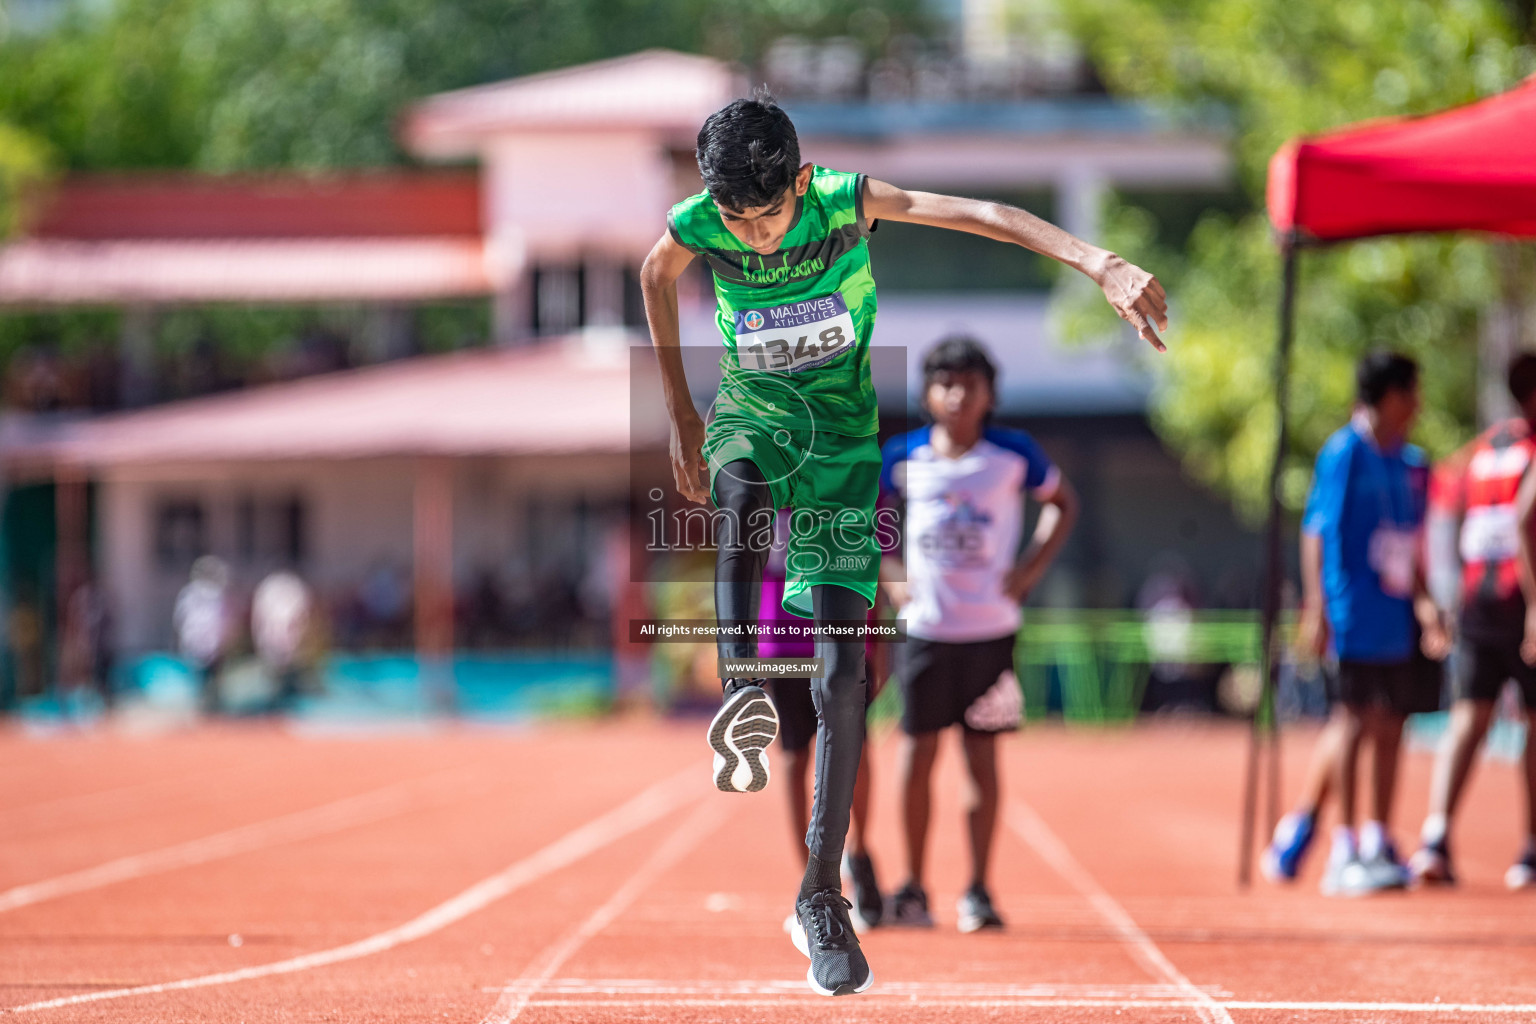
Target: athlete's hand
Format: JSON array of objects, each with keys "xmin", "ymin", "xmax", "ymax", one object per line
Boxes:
[
  {"xmin": 1420, "ymin": 614, "xmax": 1452, "ymax": 662},
  {"xmin": 881, "ymin": 578, "xmax": 910, "ymax": 608},
  {"xmin": 1089, "ymin": 252, "xmax": 1168, "ymax": 352},
  {"xmin": 670, "ymin": 410, "xmax": 709, "ymax": 505},
  {"xmin": 1522, "ymin": 606, "xmax": 1536, "ymax": 667},
  {"xmin": 1296, "ymin": 602, "xmax": 1329, "ymax": 661},
  {"xmin": 1003, "ymin": 562, "xmax": 1040, "ymax": 604}
]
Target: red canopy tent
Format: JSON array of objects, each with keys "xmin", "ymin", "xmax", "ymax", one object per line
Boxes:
[
  {"xmin": 1240, "ymin": 76, "xmax": 1536, "ymax": 885},
  {"xmin": 1268, "ymin": 75, "xmax": 1536, "ymax": 243}
]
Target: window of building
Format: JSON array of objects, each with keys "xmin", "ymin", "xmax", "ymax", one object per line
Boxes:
[
  {"xmin": 533, "ymin": 265, "xmax": 583, "ymax": 334},
  {"xmin": 154, "ymin": 499, "xmax": 206, "ymax": 570},
  {"xmin": 235, "ymin": 493, "xmax": 309, "ymax": 567}
]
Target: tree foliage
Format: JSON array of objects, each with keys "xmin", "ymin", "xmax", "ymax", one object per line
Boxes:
[
  {"xmin": 0, "ymin": 0, "xmax": 929, "ymax": 383},
  {"xmin": 0, "ymin": 0, "xmax": 930, "ymax": 174},
  {"xmin": 1060, "ymin": 0, "xmax": 1535, "ymax": 522},
  {"xmin": 0, "ymin": 120, "xmax": 51, "ymax": 237}
]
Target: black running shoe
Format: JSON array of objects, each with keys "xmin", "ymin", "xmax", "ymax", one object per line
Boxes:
[
  {"xmin": 956, "ymin": 884, "xmax": 1005, "ymax": 933},
  {"xmin": 1408, "ymin": 839, "xmax": 1457, "ymax": 887},
  {"xmin": 791, "ymin": 888, "xmax": 873, "ymax": 997},
  {"xmin": 885, "ymin": 882, "xmax": 934, "ymax": 928},
  {"xmin": 842, "ymin": 851, "xmax": 883, "ymax": 931},
  {"xmin": 707, "ymin": 679, "xmax": 778, "ymax": 793}
]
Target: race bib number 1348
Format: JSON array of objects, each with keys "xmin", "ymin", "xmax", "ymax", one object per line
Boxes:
[{"xmin": 735, "ymin": 294, "xmax": 856, "ymax": 373}]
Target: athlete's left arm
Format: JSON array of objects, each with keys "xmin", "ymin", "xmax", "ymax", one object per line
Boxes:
[
  {"xmin": 1004, "ymin": 476, "xmax": 1080, "ymax": 603},
  {"xmin": 1514, "ymin": 462, "xmax": 1536, "ymax": 665},
  {"xmin": 1411, "ymin": 464, "xmax": 1451, "ymax": 660},
  {"xmin": 863, "ymin": 178, "xmax": 1169, "ymax": 351}
]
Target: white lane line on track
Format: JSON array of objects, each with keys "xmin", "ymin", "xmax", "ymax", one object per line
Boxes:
[
  {"xmin": 512, "ymin": 997, "xmax": 1536, "ymax": 1013},
  {"xmin": 479, "ymin": 799, "xmax": 725, "ymax": 1024},
  {"xmin": 1221, "ymin": 1001, "xmax": 1536, "ymax": 1013},
  {"xmin": 1005, "ymin": 800, "xmax": 1235, "ymax": 1024},
  {"xmin": 0, "ymin": 769, "xmax": 475, "ymax": 914},
  {"xmin": 5, "ymin": 766, "xmax": 702, "ymax": 1015},
  {"xmin": 485, "ymin": 980, "xmax": 1225, "ymax": 998},
  {"xmin": 481, "ymin": 979, "xmax": 1536, "ymax": 1014}
]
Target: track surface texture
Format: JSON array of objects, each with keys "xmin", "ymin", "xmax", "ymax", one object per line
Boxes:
[{"xmin": 2, "ymin": 718, "xmax": 1534, "ymax": 1022}]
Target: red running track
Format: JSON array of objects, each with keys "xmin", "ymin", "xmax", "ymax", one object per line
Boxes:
[{"xmin": 2, "ymin": 718, "xmax": 1534, "ymax": 1022}]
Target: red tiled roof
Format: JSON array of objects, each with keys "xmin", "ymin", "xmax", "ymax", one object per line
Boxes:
[
  {"xmin": 24, "ymin": 173, "xmax": 482, "ymax": 240},
  {"xmin": 405, "ymin": 49, "xmax": 738, "ymax": 159},
  {"xmin": 1, "ymin": 172, "xmax": 495, "ymax": 304},
  {"xmin": 0, "ymin": 237, "xmax": 493, "ymax": 304},
  {"xmin": 2, "ymin": 335, "xmax": 658, "ymax": 469}
]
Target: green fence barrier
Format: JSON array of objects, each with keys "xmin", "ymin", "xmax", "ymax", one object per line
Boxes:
[
  {"xmin": 1018, "ymin": 610, "xmax": 1276, "ymax": 723},
  {"xmin": 870, "ymin": 610, "xmax": 1284, "ymax": 727}
]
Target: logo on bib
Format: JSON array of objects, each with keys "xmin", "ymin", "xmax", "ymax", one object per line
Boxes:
[
  {"xmin": 735, "ymin": 293, "xmax": 857, "ymax": 374},
  {"xmin": 917, "ymin": 491, "xmax": 992, "ymax": 568}
]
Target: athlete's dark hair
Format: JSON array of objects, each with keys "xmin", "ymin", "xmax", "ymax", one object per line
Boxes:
[
  {"xmin": 695, "ymin": 90, "xmax": 801, "ymax": 212},
  {"xmin": 923, "ymin": 335, "xmax": 998, "ymax": 392},
  {"xmin": 1508, "ymin": 353, "xmax": 1536, "ymax": 406},
  {"xmin": 1355, "ymin": 349, "xmax": 1418, "ymax": 406}
]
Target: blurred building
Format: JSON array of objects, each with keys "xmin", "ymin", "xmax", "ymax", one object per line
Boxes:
[
  {"xmin": 3, "ymin": 338, "xmax": 644, "ymax": 655},
  {"xmin": 0, "ymin": 46, "xmax": 1254, "ymax": 694}
]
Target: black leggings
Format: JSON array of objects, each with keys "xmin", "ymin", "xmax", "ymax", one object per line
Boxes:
[{"xmin": 714, "ymin": 459, "xmax": 867, "ymax": 863}]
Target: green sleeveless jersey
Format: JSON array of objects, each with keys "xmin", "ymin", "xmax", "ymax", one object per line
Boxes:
[{"xmin": 667, "ymin": 166, "xmax": 878, "ymax": 437}]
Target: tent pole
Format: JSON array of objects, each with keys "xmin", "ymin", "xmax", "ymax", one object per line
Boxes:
[{"xmin": 1240, "ymin": 240, "xmax": 1299, "ymax": 887}]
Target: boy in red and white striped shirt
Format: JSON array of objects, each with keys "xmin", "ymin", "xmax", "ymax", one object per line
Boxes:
[{"xmin": 1411, "ymin": 354, "xmax": 1536, "ymax": 889}]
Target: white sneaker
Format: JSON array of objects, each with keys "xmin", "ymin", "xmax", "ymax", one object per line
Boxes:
[
  {"xmin": 1505, "ymin": 854, "xmax": 1536, "ymax": 891},
  {"xmin": 1321, "ymin": 858, "xmax": 1375, "ymax": 897}
]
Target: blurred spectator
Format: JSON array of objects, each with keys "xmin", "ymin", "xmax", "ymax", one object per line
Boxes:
[
  {"xmin": 607, "ymin": 525, "xmax": 655, "ymax": 708},
  {"xmin": 459, "ymin": 567, "xmax": 508, "ymax": 649},
  {"xmin": 357, "ymin": 560, "xmax": 411, "ymax": 648},
  {"xmin": 1262, "ymin": 351, "xmax": 1447, "ymax": 896},
  {"xmin": 60, "ymin": 576, "xmax": 114, "ymax": 709},
  {"xmin": 1136, "ymin": 554, "xmax": 1217, "ymax": 713},
  {"xmin": 7, "ymin": 587, "xmax": 46, "ymax": 699},
  {"xmin": 1410, "ymin": 353, "xmax": 1536, "ymax": 889},
  {"xmin": 174, "ymin": 555, "xmax": 234, "ymax": 714},
  {"xmin": 252, "ymin": 570, "xmax": 314, "ymax": 712},
  {"xmin": 532, "ymin": 569, "xmax": 583, "ymax": 647}
]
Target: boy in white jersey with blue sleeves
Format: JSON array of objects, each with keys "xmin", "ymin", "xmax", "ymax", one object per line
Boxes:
[{"xmin": 879, "ymin": 337, "xmax": 1079, "ymax": 931}]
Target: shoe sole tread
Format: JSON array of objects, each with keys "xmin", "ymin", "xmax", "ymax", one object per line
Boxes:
[{"xmin": 708, "ymin": 690, "xmax": 777, "ymax": 793}]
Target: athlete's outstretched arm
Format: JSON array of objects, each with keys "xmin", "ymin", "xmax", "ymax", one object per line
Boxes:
[
  {"xmin": 641, "ymin": 231, "xmax": 709, "ymax": 504},
  {"xmin": 862, "ymin": 178, "xmax": 1169, "ymax": 351}
]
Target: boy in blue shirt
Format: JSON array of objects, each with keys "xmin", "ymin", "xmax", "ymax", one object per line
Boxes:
[{"xmin": 1264, "ymin": 351, "xmax": 1448, "ymax": 895}]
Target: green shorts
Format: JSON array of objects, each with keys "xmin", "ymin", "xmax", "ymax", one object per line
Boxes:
[{"xmin": 704, "ymin": 415, "xmax": 881, "ymax": 618}]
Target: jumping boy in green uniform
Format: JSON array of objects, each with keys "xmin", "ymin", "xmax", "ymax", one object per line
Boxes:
[{"xmin": 640, "ymin": 92, "xmax": 1166, "ymax": 997}]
